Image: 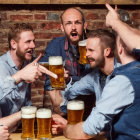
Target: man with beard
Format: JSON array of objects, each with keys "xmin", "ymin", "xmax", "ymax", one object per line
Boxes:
[
  {"xmin": 0, "ymin": 23, "xmax": 57, "ymax": 132},
  {"xmin": 52, "ymin": 29, "xmax": 140, "ymax": 139},
  {"xmin": 40, "ymin": 7, "xmax": 91, "ymax": 115}
]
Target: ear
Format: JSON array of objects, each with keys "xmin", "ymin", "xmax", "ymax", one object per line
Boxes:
[
  {"xmin": 10, "ymin": 39, "xmax": 17, "ymax": 50},
  {"xmin": 117, "ymin": 36, "xmax": 123, "ymax": 55},
  {"xmin": 83, "ymin": 22, "xmax": 87, "ymax": 30},
  {"xmin": 118, "ymin": 44, "xmax": 123, "ymax": 55},
  {"xmin": 104, "ymin": 47, "xmax": 112, "ymax": 57},
  {"xmin": 60, "ymin": 24, "xmax": 64, "ymax": 32}
]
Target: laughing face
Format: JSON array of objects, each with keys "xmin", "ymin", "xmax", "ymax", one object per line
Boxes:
[
  {"xmin": 61, "ymin": 8, "xmax": 86, "ymax": 46},
  {"xmin": 15, "ymin": 31, "xmax": 35, "ymax": 62},
  {"xmin": 86, "ymin": 38, "xmax": 105, "ymax": 69}
]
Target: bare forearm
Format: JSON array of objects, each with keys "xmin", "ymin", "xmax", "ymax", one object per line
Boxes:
[
  {"xmin": 0, "ymin": 111, "xmax": 21, "ymax": 130},
  {"xmin": 63, "ymin": 122, "xmax": 93, "ymax": 139},
  {"xmin": 112, "ymin": 20, "xmax": 140, "ymax": 52}
]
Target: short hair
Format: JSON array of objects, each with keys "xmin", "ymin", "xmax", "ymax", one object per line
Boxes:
[
  {"xmin": 60, "ymin": 7, "xmax": 85, "ymax": 24},
  {"xmin": 87, "ymin": 29, "xmax": 116, "ymax": 56},
  {"xmin": 8, "ymin": 23, "xmax": 33, "ymax": 49}
]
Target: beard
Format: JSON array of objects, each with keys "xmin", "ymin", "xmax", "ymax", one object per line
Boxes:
[
  {"xmin": 87, "ymin": 56, "xmax": 105, "ymax": 69},
  {"xmin": 16, "ymin": 47, "xmax": 33, "ymax": 62}
]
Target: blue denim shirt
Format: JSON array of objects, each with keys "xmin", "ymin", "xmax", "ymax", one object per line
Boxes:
[
  {"xmin": 0, "ymin": 51, "xmax": 31, "ymax": 117},
  {"xmin": 60, "ymin": 59, "xmax": 121, "ymax": 112},
  {"xmin": 62, "ymin": 59, "xmax": 134, "ymax": 138},
  {"xmin": 40, "ymin": 36, "xmax": 91, "ymax": 90}
]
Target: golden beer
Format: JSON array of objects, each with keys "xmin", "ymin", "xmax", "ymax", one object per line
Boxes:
[
  {"xmin": 67, "ymin": 100, "xmax": 84, "ymax": 125},
  {"xmin": 39, "ymin": 62, "xmax": 49, "ymax": 69},
  {"xmin": 36, "ymin": 108, "xmax": 52, "ymax": 139},
  {"xmin": 49, "ymin": 56, "xmax": 66, "ymax": 89},
  {"xmin": 21, "ymin": 106, "xmax": 37, "ymax": 139},
  {"xmin": 78, "ymin": 40, "xmax": 88, "ymax": 64}
]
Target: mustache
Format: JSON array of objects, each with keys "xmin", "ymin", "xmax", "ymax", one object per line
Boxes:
[{"xmin": 87, "ymin": 57, "xmax": 95, "ymax": 61}]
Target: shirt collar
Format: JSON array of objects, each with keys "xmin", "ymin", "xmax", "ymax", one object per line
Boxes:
[{"xmin": 6, "ymin": 51, "xmax": 18, "ymax": 70}]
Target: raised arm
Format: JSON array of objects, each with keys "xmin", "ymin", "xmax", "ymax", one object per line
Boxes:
[{"xmin": 105, "ymin": 3, "xmax": 140, "ymax": 52}]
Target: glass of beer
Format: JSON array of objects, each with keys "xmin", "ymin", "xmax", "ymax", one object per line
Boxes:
[
  {"xmin": 67, "ymin": 100, "xmax": 84, "ymax": 125},
  {"xmin": 49, "ymin": 56, "xmax": 66, "ymax": 89},
  {"xmin": 39, "ymin": 62, "xmax": 49, "ymax": 69},
  {"xmin": 21, "ymin": 106, "xmax": 37, "ymax": 139},
  {"xmin": 36, "ymin": 108, "xmax": 52, "ymax": 139},
  {"xmin": 78, "ymin": 40, "xmax": 88, "ymax": 64}
]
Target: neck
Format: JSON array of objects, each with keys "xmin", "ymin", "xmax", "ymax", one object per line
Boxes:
[
  {"xmin": 120, "ymin": 55, "xmax": 136, "ymax": 65},
  {"xmin": 10, "ymin": 50, "xmax": 24, "ymax": 69},
  {"xmin": 100, "ymin": 57, "xmax": 114, "ymax": 76}
]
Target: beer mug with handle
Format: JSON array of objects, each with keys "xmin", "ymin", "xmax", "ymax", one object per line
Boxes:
[
  {"xmin": 21, "ymin": 106, "xmax": 37, "ymax": 139},
  {"xmin": 49, "ymin": 56, "xmax": 66, "ymax": 89},
  {"xmin": 78, "ymin": 40, "xmax": 88, "ymax": 65}
]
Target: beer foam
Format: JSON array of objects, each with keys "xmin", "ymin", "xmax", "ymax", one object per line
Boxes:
[
  {"xmin": 36, "ymin": 108, "xmax": 52, "ymax": 118},
  {"xmin": 22, "ymin": 114, "xmax": 35, "ymax": 118},
  {"xmin": 67, "ymin": 100, "xmax": 84, "ymax": 110},
  {"xmin": 21, "ymin": 106, "xmax": 37, "ymax": 115},
  {"xmin": 49, "ymin": 56, "xmax": 63, "ymax": 65},
  {"xmin": 78, "ymin": 40, "xmax": 87, "ymax": 46}
]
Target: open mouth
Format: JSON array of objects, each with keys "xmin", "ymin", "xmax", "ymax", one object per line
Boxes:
[
  {"xmin": 26, "ymin": 50, "xmax": 33, "ymax": 55},
  {"xmin": 71, "ymin": 32, "xmax": 78, "ymax": 37}
]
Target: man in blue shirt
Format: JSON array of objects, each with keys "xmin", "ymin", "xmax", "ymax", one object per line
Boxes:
[
  {"xmin": 0, "ymin": 23, "xmax": 57, "ymax": 133},
  {"xmin": 40, "ymin": 7, "xmax": 92, "ymax": 115},
  {"xmin": 51, "ymin": 8, "xmax": 140, "ymax": 140}
]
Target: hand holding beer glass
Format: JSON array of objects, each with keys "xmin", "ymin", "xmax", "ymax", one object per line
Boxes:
[
  {"xmin": 67, "ymin": 100, "xmax": 84, "ymax": 125},
  {"xmin": 78, "ymin": 40, "xmax": 88, "ymax": 65},
  {"xmin": 21, "ymin": 106, "xmax": 37, "ymax": 139},
  {"xmin": 36, "ymin": 108, "xmax": 52, "ymax": 139},
  {"xmin": 49, "ymin": 56, "xmax": 66, "ymax": 89}
]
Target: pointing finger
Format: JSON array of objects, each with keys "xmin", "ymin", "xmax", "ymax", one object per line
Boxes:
[
  {"xmin": 115, "ymin": 5, "xmax": 118, "ymax": 11},
  {"xmin": 105, "ymin": 3, "xmax": 114, "ymax": 12},
  {"xmin": 39, "ymin": 65, "xmax": 58, "ymax": 79},
  {"xmin": 33, "ymin": 53, "xmax": 42, "ymax": 63}
]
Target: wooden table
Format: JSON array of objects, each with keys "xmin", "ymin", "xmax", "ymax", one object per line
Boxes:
[
  {"xmin": 10, "ymin": 133, "xmax": 69, "ymax": 140},
  {"xmin": 10, "ymin": 133, "xmax": 107, "ymax": 140}
]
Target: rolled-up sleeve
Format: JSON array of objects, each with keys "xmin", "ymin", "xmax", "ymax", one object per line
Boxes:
[{"xmin": 83, "ymin": 75, "xmax": 134, "ymax": 135}]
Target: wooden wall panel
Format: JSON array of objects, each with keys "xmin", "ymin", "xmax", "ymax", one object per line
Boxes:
[{"xmin": 0, "ymin": 0, "xmax": 140, "ymax": 5}]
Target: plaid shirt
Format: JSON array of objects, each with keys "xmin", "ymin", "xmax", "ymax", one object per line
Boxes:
[
  {"xmin": 64, "ymin": 38, "xmax": 81, "ymax": 77},
  {"xmin": 40, "ymin": 36, "xmax": 91, "ymax": 90}
]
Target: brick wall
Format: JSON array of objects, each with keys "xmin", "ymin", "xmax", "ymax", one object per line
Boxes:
[{"xmin": 0, "ymin": 4, "xmax": 140, "ymax": 108}]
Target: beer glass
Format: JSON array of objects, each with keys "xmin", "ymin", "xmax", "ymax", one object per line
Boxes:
[
  {"xmin": 39, "ymin": 62, "xmax": 49, "ymax": 69},
  {"xmin": 49, "ymin": 56, "xmax": 66, "ymax": 89},
  {"xmin": 36, "ymin": 108, "xmax": 52, "ymax": 139},
  {"xmin": 67, "ymin": 100, "xmax": 84, "ymax": 125},
  {"xmin": 21, "ymin": 106, "xmax": 37, "ymax": 139},
  {"xmin": 78, "ymin": 40, "xmax": 88, "ymax": 64}
]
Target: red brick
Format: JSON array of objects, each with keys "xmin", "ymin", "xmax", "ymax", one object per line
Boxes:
[
  {"xmin": 132, "ymin": 12, "xmax": 140, "ymax": 19},
  {"xmin": 10, "ymin": 15, "xmax": 33, "ymax": 21},
  {"xmin": 34, "ymin": 14, "xmax": 46, "ymax": 20},
  {"xmin": 39, "ymin": 22, "xmax": 60, "ymax": 30},
  {"xmin": 35, "ymin": 32, "xmax": 53, "ymax": 39},
  {"xmin": 31, "ymin": 80, "xmax": 44, "ymax": 88},
  {"xmin": 1, "ymin": 13, "xmax": 7, "ymax": 20},
  {"xmin": 29, "ymin": 23, "xmax": 37, "ymax": 30},
  {"xmin": 52, "ymin": 33, "xmax": 64, "ymax": 38},
  {"xmin": 87, "ymin": 21, "xmax": 105, "ymax": 30},
  {"xmin": 85, "ymin": 13, "xmax": 99, "ymax": 20}
]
